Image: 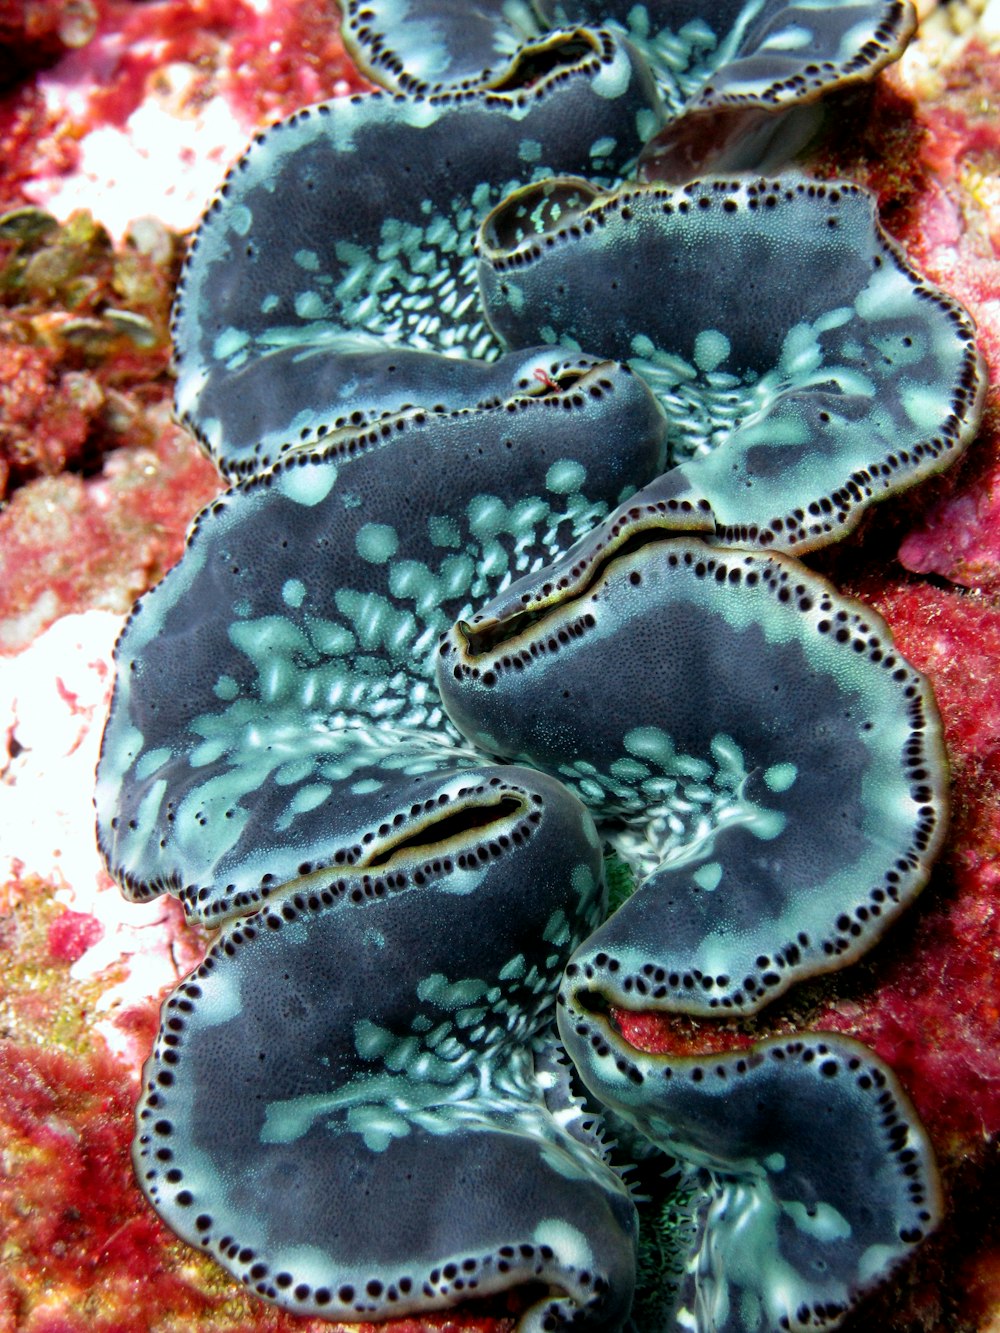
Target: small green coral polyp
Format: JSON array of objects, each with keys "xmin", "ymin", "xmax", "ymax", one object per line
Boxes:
[{"xmin": 95, "ymin": 3, "xmax": 980, "ymax": 1331}]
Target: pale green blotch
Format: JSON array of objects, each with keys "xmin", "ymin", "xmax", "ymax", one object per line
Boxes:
[
  {"xmin": 351, "ymin": 777, "xmax": 383, "ymax": 795},
  {"xmin": 294, "ymin": 248, "xmax": 320, "ymax": 272},
  {"xmin": 693, "ymin": 329, "xmax": 731, "ymax": 374},
  {"xmin": 355, "ymin": 522, "xmax": 399, "ymax": 563},
  {"xmin": 355, "ymin": 1017, "xmax": 395, "ymax": 1060},
  {"xmin": 188, "ymin": 737, "xmax": 229, "ymax": 768},
  {"xmin": 456, "ymin": 1005, "xmax": 487, "ymax": 1029},
  {"xmin": 260, "ymin": 293, "xmax": 280, "ymax": 315},
  {"xmin": 294, "ymin": 291, "xmax": 328, "ymax": 320},
  {"xmin": 764, "ymin": 762, "xmax": 797, "ymax": 793},
  {"xmin": 746, "ymin": 806, "xmax": 787, "ymax": 841},
  {"xmin": 292, "ymin": 778, "xmax": 330, "ymax": 810},
  {"xmin": 693, "ymin": 860, "xmax": 723, "ymax": 892},
  {"xmin": 503, "ymin": 281, "xmax": 525, "ymax": 313},
  {"xmin": 424, "ymin": 214, "xmax": 459, "ymax": 252},
  {"xmin": 194, "ymin": 968, "xmax": 244, "ymax": 1029},
  {"xmin": 308, "ymin": 619, "xmax": 355, "ymax": 655},
  {"xmin": 533, "ymin": 1219, "xmax": 595, "ymax": 1270},
  {"xmin": 625, "ymin": 726, "xmax": 679, "ymax": 767},
  {"xmin": 213, "ymin": 674, "xmax": 240, "ymax": 701},
  {"xmin": 571, "ymin": 863, "xmax": 595, "ymax": 896},
  {"xmin": 859, "ymin": 1241, "xmax": 907, "ymax": 1284},
  {"xmin": 229, "ymin": 614, "xmax": 314, "ymax": 663},
  {"xmin": 470, "ymin": 181, "xmax": 493, "ymax": 213},
  {"xmin": 347, "ymin": 1104, "xmax": 411, "ymax": 1152},
  {"xmin": 759, "ymin": 23, "xmax": 812, "ymax": 50},
  {"xmin": 133, "ymin": 778, "xmax": 167, "ymax": 841},
  {"xmin": 275, "ymin": 757, "xmax": 316, "ymax": 786},
  {"xmin": 635, "ymin": 107, "xmax": 660, "ymax": 143},
  {"xmin": 854, "ymin": 265, "xmax": 916, "ymax": 323},
  {"xmin": 499, "ymin": 953, "xmax": 526, "ymax": 981},
  {"xmin": 276, "ymin": 460, "xmax": 337, "ymax": 506},
  {"xmin": 260, "ymin": 1093, "xmax": 328, "ymax": 1144},
  {"xmin": 543, "ymin": 908, "xmax": 571, "ymax": 946},
  {"xmin": 428, "ymin": 514, "xmax": 462, "ymax": 548},
  {"xmin": 814, "ymin": 305, "xmax": 854, "ymax": 334},
  {"xmin": 135, "ymin": 746, "xmax": 172, "ymax": 781},
  {"xmin": 546, "ymin": 459, "xmax": 587, "ymax": 494},
  {"xmin": 388, "ymin": 559, "xmax": 446, "ymax": 613},
  {"xmin": 335, "ymin": 587, "xmax": 415, "ymax": 655},
  {"xmin": 228, "ymin": 204, "xmax": 252, "ymax": 237},
  {"xmin": 611, "ymin": 757, "xmax": 651, "ymax": 781},
  {"xmin": 518, "ymin": 138, "xmax": 542, "ymax": 163},
  {"xmin": 783, "ymin": 1199, "xmax": 852, "ymax": 1242},
  {"xmin": 732, "ymin": 409, "xmax": 810, "ymax": 450},
  {"xmin": 477, "ymin": 540, "xmax": 509, "ymax": 579},
  {"xmin": 282, "ymin": 578, "xmax": 306, "ymax": 609},
  {"xmin": 417, "ymin": 973, "xmax": 489, "ymax": 1009},
  {"xmin": 592, "ymin": 38, "xmax": 633, "ymax": 99},
  {"xmin": 901, "ymin": 381, "xmax": 946, "ymax": 431},
  {"xmin": 589, "ymin": 135, "xmax": 617, "ymax": 159},
  {"xmin": 275, "ymin": 782, "xmax": 332, "ymax": 832},
  {"xmin": 710, "ymin": 733, "xmax": 746, "ymax": 780},
  {"xmin": 213, "ymin": 327, "xmax": 249, "ymax": 361},
  {"xmin": 468, "ymin": 491, "xmax": 536, "ymax": 542},
  {"xmin": 779, "ymin": 321, "xmax": 823, "ymax": 377}
]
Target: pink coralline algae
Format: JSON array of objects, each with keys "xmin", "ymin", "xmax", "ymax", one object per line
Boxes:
[
  {"xmin": 46, "ymin": 907, "xmax": 104, "ymax": 963},
  {"xmin": 0, "ymin": 422, "xmax": 220, "ymax": 652},
  {"xmin": 814, "ymin": 35, "xmax": 1000, "ymax": 596},
  {"xmin": 827, "ymin": 580, "xmax": 1000, "ymax": 1143},
  {"xmin": 897, "ymin": 404, "xmax": 1000, "ymax": 593}
]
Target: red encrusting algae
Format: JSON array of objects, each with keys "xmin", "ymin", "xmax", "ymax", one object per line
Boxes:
[{"xmin": 46, "ymin": 907, "xmax": 104, "ymax": 962}]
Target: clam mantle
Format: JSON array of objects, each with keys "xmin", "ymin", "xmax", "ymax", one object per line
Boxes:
[{"xmin": 96, "ymin": 3, "xmax": 985, "ymax": 1331}]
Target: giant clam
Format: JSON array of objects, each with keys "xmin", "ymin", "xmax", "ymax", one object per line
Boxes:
[{"xmin": 96, "ymin": 3, "xmax": 986, "ymax": 1330}]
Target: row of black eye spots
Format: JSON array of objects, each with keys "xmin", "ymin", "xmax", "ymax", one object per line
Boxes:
[
  {"xmin": 504, "ymin": 502, "xmax": 712, "ymax": 613},
  {"xmin": 247, "ymin": 823, "xmax": 546, "ymax": 921},
  {"xmin": 452, "ymin": 612, "xmax": 598, "ymax": 683}
]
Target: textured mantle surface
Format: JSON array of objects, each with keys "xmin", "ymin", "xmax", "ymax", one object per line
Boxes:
[{"xmin": 1, "ymin": 2, "xmax": 999, "ymax": 1331}]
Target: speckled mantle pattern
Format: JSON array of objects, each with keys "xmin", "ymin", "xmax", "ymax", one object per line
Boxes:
[
  {"xmin": 90, "ymin": 3, "xmax": 985, "ymax": 1331},
  {"xmin": 1, "ymin": 2, "xmax": 1000, "ymax": 1333}
]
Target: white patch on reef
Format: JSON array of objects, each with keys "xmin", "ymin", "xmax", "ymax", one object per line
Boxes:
[
  {"xmin": 0, "ymin": 611, "xmax": 194, "ymax": 1061},
  {"xmin": 27, "ymin": 63, "xmax": 251, "ymax": 239},
  {"xmin": 24, "ymin": 26, "xmax": 356, "ymax": 238},
  {"xmin": 1, "ymin": 611, "xmax": 121, "ymax": 896}
]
